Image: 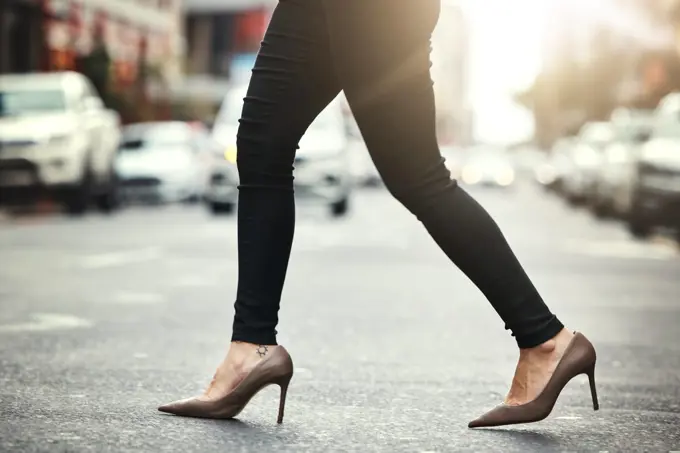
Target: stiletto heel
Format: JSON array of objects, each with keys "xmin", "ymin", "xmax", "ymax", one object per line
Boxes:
[
  {"xmin": 277, "ymin": 376, "xmax": 291, "ymax": 424},
  {"xmin": 585, "ymin": 363, "xmax": 599, "ymax": 411},
  {"xmin": 468, "ymin": 332, "xmax": 598, "ymax": 428},
  {"xmin": 158, "ymin": 346, "xmax": 294, "ymax": 422}
]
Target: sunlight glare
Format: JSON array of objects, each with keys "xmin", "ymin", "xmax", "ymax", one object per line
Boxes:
[{"xmin": 461, "ymin": 0, "xmax": 551, "ymax": 143}]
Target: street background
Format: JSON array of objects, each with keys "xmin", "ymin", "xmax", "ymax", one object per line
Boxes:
[{"xmin": 3, "ymin": 0, "xmax": 680, "ymax": 451}]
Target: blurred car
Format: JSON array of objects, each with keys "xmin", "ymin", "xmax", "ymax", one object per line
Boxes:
[
  {"xmin": 535, "ymin": 137, "xmax": 575, "ymax": 192},
  {"xmin": 513, "ymin": 145, "xmax": 545, "ymax": 180},
  {"xmin": 345, "ymin": 113, "xmax": 382, "ymax": 187},
  {"xmin": 205, "ymin": 85, "xmax": 248, "ymax": 214},
  {"xmin": 459, "ymin": 145, "xmax": 516, "ymax": 188},
  {"xmin": 0, "ymin": 71, "xmax": 121, "ymax": 214},
  {"xmin": 115, "ymin": 122, "xmax": 211, "ymax": 204},
  {"xmin": 562, "ymin": 122, "xmax": 615, "ymax": 205},
  {"xmin": 441, "ymin": 145, "xmax": 467, "ymax": 180},
  {"xmin": 622, "ymin": 93, "xmax": 680, "ymax": 239},
  {"xmin": 589, "ymin": 108, "xmax": 654, "ymax": 218},
  {"xmin": 210, "ymin": 87, "xmax": 352, "ymax": 217}
]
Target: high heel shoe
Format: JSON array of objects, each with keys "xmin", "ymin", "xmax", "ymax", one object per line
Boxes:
[
  {"xmin": 158, "ymin": 346, "xmax": 294, "ymax": 423},
  {"xmin": 468, "ymin": 332, "xmax": 598, "ymax": 428}
]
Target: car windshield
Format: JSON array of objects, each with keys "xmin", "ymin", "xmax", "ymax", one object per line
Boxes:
[
  {"xmin": 120, "ymin": 124, "xmax": 193, "ymax": 152},
  {"xmin": 0, "ymin": 90, "xmax": 66, "ymax": 117}
]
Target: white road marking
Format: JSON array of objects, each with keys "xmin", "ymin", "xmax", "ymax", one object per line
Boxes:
[
  {"xmin": 112, "ymin": 292, "xmax": 166, "ymax": 305},
  {"xmin": 555, "ymin": 416, "xmax": 582, "ymax": 420},
  {"xmin": 172, "ymin": 276, "xmax": 219, "ymax": 288},
  {"xmin": 293, "ymin": 222, "xmax": 409, "ymax": 251},
  {"xmin": 563, "ymin": 239, "xmax": 677, "ymax": 260},
  {"xmin": 79, "ymin": 247, "xmax": 163, "ymax": 269},
  {"xmin": 0, "ymin": 313, "xmax": 92, "ymax": 333}
]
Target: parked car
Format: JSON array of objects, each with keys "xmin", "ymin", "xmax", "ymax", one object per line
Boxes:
[
  {"xmin": 0, "ymin": 71, "xmax": 121, "ymax": 214},
  {"xmin": 345, "ymin": 113, "xmax": 382, "ymax": 187},
  {"xmin": 589, "ymin": 109, "xmax": 654, "ymax": 218},
  {"xmin": 562, "ymin": 122, "xmax": 615, "ymax": 205},
  {"xmin": 513, "ymin": 145, "xmax": 545, "ymax": 180},
  {"xmin": 441, "ymin": 145, "xmax": 468, "ymax": 181},
  {"xmin": 207, "ymin": 85, "xmax": 247, "ymax": 214},
  {"xmin": 535, "ymin": 137, "xmax": 575, "ymax": 192},
  {"xmin": 623, "ymin": 93, "xmax": 680, "ymax": 239},
  {"xmin": 459, "ymin": 145, "xmax": 516, "ymax": 188},
  {"xmin": 210, "ymin": 87, "xmax": 352, "ymax": 217},
  {"xmin": 115, "ymin": 121, "xmax": 212, "ymax": 205}
]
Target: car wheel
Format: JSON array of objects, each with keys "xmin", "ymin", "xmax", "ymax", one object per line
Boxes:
[
  {"xmin": 627, "ymin": 213, "xmax": 652, "ymax": 240},
  {"xmin": 94, "ymin": 171, "xmax": 120, "ymax": 214},
  {"xmin": 566, "ymin": 193, "xmax": 582, "ymax": 207},
  {"xmin": 210, "ymin": 201, "xmax": 235, "ymax": 215},
  {"xmin": 63, "ymin": 170, "xmax": 92, "ymax": 216},
  {"xmin": 363, "ymin": 176, "xmax": 382, "ymax": 188},
  {"xmin": 591, "ymin": 198, "xmax": 612, "ymax": 219},
  {"xmin": 330, "ymin": 196, "xmax": 350, "ymax": 217},
  {"xmin": 184, "ymin": 194, "xmax": 201, "ymax": 205}
]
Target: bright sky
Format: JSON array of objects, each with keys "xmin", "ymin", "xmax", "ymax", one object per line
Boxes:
[
  {"xmin": 461, "ymin": 0, "xmax": 670, "ymax": 144},
  {"xmin": 460, "ymin": 0, "xmax": 550, "ymax": 144}
]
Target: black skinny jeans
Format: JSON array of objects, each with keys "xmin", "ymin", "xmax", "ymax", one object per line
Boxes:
[{"xmin": 232, "ymin": 0, "xmax": 563, "ymax": 348}]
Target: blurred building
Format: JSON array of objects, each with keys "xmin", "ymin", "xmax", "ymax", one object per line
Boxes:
[
  {"xmin": 172, "ymin": 0, "xmax": 275, "ymax": 107},
  {"xmin": 431, "ymin": 0, "xmax": 472, "ymax": 146},
  {"xmin": 660, "ymin": 0, "xmax": 680, "ymax": 59},
  {"xmin": 0, "ymin": 0, "xmax": 46, "ymax": 75},
  {"xmin": 1, "ymin": 0, "xmax": 184, "ymax": 91}
]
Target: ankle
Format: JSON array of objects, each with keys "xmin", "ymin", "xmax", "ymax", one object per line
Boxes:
[
  {"xmin": 520, "ymin": 329, "xmax": 573, "ymax": 358},
  {"xmin": 228, "ymin": 342, "xmax": 275, "ymax": 365},
  {"xmin": 521, "ymin": 339, "xmax": 556, "ymax": 358}
]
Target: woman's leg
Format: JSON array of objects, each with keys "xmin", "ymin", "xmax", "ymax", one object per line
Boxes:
[
  {"xmin": 211, "ymin": 0, "xmax": 340, "ymax": 397},
  {"xmin": 323, "ymin": 0, "xmax": 570, "ymax": 404}
]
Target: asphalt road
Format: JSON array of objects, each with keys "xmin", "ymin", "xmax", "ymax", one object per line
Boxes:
[{"xmin": 1, "ymin": 182, "xmax": 679, "ymax": 452}]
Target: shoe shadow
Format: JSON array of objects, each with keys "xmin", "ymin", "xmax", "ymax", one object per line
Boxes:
[
  {"xmin": 473, "ymin": 428, "xmax": 562, "ymax": 449},
  {"xmin": 200, "ymin": 418, "xmax": 262, "ymax": 432},
  {"xmin": 158, "ymin": 414, "xmax": 254, "ymax": 427}
]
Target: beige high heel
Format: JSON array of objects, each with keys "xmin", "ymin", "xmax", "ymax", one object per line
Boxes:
[
  {"xmin": 468, "ymin": 332, "xmax": 598, "ymax": 428},
  {"xmin": 158, "ymin": 346, "xmax": 294, "ymax": 423}
]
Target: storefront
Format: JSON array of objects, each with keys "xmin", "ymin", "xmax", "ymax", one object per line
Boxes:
[
  {"xmin": 40, "ymin": 0, "xmax": 182, "ymax": 87},
  {"xmin": 183, "ymin": 6, "xmax": 269, "ymax": 81},
  {"xmin": 173, "ymin": 3, "xmax": 273, "ymax": 117},
  {"xmin": 0, "ymin": 0, "xmax": 47, "ymax": 74}
]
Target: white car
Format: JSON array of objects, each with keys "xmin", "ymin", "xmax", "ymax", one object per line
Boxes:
[
  {"xmin": 459, "ymin": 145, "xmax": 516, "ymax": 188},
  {"xmin": 622, "ymin": 94, "xmax": 680, "ymax": 239},
  {"xmin": 441, "ymin": 145, "xmax": 468, "ymax": 181},
  {"xmin": 562, "ymin": 122, "xmax": 615, "ymax": 205},
  {"xmin": 590, "ymin": 110, "xmax": 654, "ymax": 218},
  {"xmin": 115, "ymin": 122, "xmax": 212, "ymax": 204},
  {"xmin": 0, "ymin": 71, "xmax": 121, "ymax": 214},
  {"xmin": 344, "ymin": 113, "xmax": 382, "ymax": 187},
  {"xmin": 535, "ymin": 138, "xmax": 574, "ymax": 192},
  {"xmin": 209, "ymin": 87, "xmax": 352, "ymax": 217}
]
